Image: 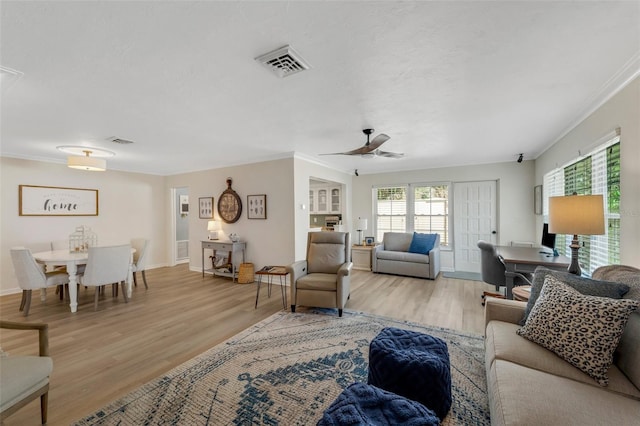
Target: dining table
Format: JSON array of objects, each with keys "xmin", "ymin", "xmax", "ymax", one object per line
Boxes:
[{"xmin": 32, "ymin": 248, "xmax": 135, "ymax": 313}]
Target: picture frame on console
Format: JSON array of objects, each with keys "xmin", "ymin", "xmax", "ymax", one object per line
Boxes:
[{"xmin": 364, "ymin": 236, "xmax": 375, "ymax": 246}]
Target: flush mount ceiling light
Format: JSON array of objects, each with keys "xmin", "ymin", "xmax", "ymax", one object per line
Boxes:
[{"xmin": 57, "ymin": 145, "xmax": 115, "ymax": 171}]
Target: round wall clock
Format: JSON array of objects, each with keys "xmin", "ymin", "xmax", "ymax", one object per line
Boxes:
[{"xmin": 217, "ymin": 178, "xmax": 242, "ymax": 223}]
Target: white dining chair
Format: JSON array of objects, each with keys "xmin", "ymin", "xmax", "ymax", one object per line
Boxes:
[
  {"xmin": 131, "ymin": 238, "xmax": 150, "ymax": 289},
  {"xmin": 77, "ymin": 244, "xmax": 131, "ymax": 311},
  {"xmin": 10, "ymin": 247, "xmax": 70, "ymax": 316}
]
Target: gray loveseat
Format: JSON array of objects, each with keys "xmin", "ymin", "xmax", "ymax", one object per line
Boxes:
[
  {"xmin": 484, "ymin": 266, "xmax": 640, "ymax": 425},
  {"xmin": 372, "ymin": 232, "xmax": 440, "ymax": 279}
]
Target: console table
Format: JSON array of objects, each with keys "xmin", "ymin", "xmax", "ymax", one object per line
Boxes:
[
  {"xmin": 201, "ymin": 240, "xmax": 246, "ymax": 282},
  {"xmin": 352, "ymin": 245, "xmax": 375, "ymax": 271}
]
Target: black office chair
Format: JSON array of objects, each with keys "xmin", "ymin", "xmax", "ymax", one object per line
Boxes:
[{"xmin": 477, "ymin": 240, "xmax": 531, "ymax": 305}]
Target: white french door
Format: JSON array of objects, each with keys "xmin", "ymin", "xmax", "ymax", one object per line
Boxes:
[{"xmin": 453, "ymin": 180, "xmax": 497, "ymax": 273}]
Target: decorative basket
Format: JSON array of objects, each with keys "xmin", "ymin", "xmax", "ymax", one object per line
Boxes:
[{"xmin": 237, "ymin": 263, "xmax": 254, "ymax": 284}]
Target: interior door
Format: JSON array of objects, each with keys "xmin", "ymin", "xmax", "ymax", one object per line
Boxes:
[{"xmin": 454, "ymin": 180, "xmax": 497, "ymax": 273}]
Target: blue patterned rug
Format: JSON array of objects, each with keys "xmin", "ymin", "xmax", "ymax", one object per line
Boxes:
[{"xmin": 75, "ymin": 310, "xmax": 489, "ymax": 425}]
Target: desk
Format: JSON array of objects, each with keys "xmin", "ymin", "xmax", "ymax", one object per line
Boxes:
[
  {"xmin": 495, "ymin": 246, "xmax": 570, "ymax": 299},
  {"xmin": 201, "ymin": 240, "xmax": 246, "ymax": 282},
  {"xmin": 255, "ymin": 267, "xmax": 288, "ymax": 310},
  {"xmin": 33, "ymin": 249, "xmax": 135, "ymax": 313}
]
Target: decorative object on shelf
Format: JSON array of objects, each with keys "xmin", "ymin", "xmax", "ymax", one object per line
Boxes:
[
  {"xmin": 229, "ymin": 233, "xmax": 240, "ymax": 242},
  {"xmin": 364, "ymin": 236, "xmax": 375, "ymax": 246},
  {"xmin": 549, "ymin": 194, "xmax": 605, "ymax": 275},
  {"xmin": 19, "ymin": 185, "xmax": 99, "ymax": 216},
  {"xmin": 218, "ymin": 178, "xmax": 242, "ymax": 223},
  {"xmin": 355, "ymin": 217, "xmax": 368, "ymax": 245},
  {"xmin": 68, "ymin": 225, "xmax": 97, "ymax": 253},
  {"xmin": 207, "ymin": 220, "xmax": 220, "ymax": 240},
  {"xmin": 247, "ymin": 194, "xmax": 267, "ymax": 219},
  {"xmin": 534, "ymin": 185, "xmax": 542, "ymax": 215},
  {"xmin": 179, "ymin": 195, "xmax": 189, "ymax": 215},
  {"xmin": 199, "ymin": 197, "xmax": 214, "ymax": 219}
]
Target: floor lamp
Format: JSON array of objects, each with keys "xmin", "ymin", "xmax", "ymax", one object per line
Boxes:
[
  {"xmin": 356, "ymin": 218, "xmax": 368, "ymax": 246},
  {"xmin": 548, "ymin": 194, "xmax": 605, "ymax": 276}
]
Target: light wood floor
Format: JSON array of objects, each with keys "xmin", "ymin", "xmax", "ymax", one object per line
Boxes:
[{"xmin": 0, "ymin": 264, "xmax": 493, "ymax": 425}]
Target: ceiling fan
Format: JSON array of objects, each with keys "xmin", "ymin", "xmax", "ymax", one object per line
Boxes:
[{"xmin": 320, "ymin": 129, "xmax": 404, "ymax": 158}]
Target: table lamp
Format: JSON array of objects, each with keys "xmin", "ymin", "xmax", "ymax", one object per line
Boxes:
[
  {"xmin": 548, "ymin": 194, "xmax": 604, "ymax": 275},
  {"xmin": 207, "ymin": 220, "xmax": 220, "ymax": 240},
  {"xmin": 356, "ymin": 218, "xmax": 368, "ymax": 246}
]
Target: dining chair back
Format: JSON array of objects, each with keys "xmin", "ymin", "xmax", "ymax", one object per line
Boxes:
[
  {"xmin": 79, "ymin": 244, "xmax": 131, "ymax": 310},
  {"xmin": 131, "ymin": 238, "xmax": 150, "ymax": 289},
  {"xmin": 10, "ymin": 247, "xmax": 69, "ymax": 316}
]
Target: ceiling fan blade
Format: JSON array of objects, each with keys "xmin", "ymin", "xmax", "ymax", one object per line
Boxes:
[
  {"xmin": 320, "ymin": 145, "xmax": 379, "ymax": 156},
  {"xmin": 367, "ymin": 133, "xmax": 390, "ymax": 151},
  {"xmin": 377, "ymin": 150, "xmax": 404, "ymax": 158}
]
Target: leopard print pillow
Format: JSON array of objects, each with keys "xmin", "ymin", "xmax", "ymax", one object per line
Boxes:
[{"xmin": 517, "ymin": 275, "xmax": 640, "ymax": 386}]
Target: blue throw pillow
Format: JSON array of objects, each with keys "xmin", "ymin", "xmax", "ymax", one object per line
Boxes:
[{"xmin": 408, "ymin": 232, "xmax": 437, "ymax": 255}]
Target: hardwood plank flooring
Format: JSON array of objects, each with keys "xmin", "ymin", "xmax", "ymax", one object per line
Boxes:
[{"xmin": 0, "ymin": 264, "xmax": 493, "ymax": 425}]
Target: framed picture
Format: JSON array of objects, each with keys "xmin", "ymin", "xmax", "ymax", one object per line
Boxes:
[
  {"xmin": 19, "ymin": 185, "xmax": 98, "ymax": 216},
  {"xmin": 364, "ymin": 236, "xmax": 375, "ymax": 246},
  {"xmin": 247, "ymin": 194, "xmax": 267, "ymax": 219},
  {"xmin": 534, "ymin": 185, "xmax": 542, "ymax": 215},
  {"xmin": 199, "ymin": 197, "xmax": 214, "ymax": 219}
]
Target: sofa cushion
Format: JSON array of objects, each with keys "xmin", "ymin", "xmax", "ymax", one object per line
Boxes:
[
  {"xmin": 517, "ymin": 276, "xmax": 639, "ymax": 386},
  {"xmin": 376, "ymin": 250, "xmax": 430, "ymax": 264},
  {"xmin": 485, "ymin": 321, "xmax": 640, "ymax": 399},
  {"xmin": 0, "ymin": 356, "xmax": 53, "ymax": 412},
  {"xmin": 488, "ymin": 360, "xmax": 640, "ymax": 426},
  {"xmin": 522, "ymin": 266, "xmax": 630, "ymax": 324},
  {"xmin": 382, "ymin": 232, "xmax": 413, "ymax": 252},
  {"xmin": 408, "ymin": 232, "xmax": 437, "ymax": 255}
]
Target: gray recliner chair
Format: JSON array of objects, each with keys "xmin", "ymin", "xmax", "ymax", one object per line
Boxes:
[{"xmin": 287, "ymin": 232, "xmax": 352, "ymax": 317}]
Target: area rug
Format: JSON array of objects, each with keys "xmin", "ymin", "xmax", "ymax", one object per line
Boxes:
[
  {"xmin": 443, "ymin": 271, "xmax": 483, "ymax": 282},
  {"xmin": 75, "ymin": 310, "xmax": 489, "ymax": 425}
]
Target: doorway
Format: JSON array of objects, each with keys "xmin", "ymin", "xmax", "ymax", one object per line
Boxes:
[
  {"xmin": 453, "ymin": 180, "xmax": 497, "ymax": 273},
  {"xmin": 172, "ymin": 187, "xmax": 190, "ymax": 264}
]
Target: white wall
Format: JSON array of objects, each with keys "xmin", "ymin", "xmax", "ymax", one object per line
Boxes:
[
  {"xmin": 0, "ymin": 157, "xmax": 166, "ymax": 295},
  {"xmin": 535, "ymin": 76, "xmax": 640, "ymax": 268},
  {"xmin": 164, "ymin": 158, "xmax": 297, "ymax": 271},
  {"xmin": 352, "ymin": 160, "xmax": 536, "ymax": 271},
  {"xmin": 293, "ymin": 157, "xmax": 353, "ymax": 260}
]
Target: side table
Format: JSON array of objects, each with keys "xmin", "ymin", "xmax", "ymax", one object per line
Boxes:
[
  {"xmin": 255, "ymin": 266, "xmax": 288, "ymax": 310},
  {"xmin": 352, "ymin": 245, "xmax": 375, "ymax": 271}
]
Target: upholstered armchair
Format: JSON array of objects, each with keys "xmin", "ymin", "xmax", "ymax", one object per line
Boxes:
[
  {"xmin": 0, "ymin": 321, "xmax": 52, "ymax": 424},
  {"xmin": 287, "ymin": 232, "xmax": 352, "ymax": 317}
]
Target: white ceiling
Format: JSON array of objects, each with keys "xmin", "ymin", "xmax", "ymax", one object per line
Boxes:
[{"xmin": 1, "ymin": 1, "xmax": 639, "ymax": 176}]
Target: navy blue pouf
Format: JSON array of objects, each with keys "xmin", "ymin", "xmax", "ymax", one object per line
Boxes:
[
  {"xmin": 317, "ymin": 382, "xmax": 439, "ymax": 426},
  {"xmin": 368, "ymin": 327, "xmax": 452, "ymax": 420}
]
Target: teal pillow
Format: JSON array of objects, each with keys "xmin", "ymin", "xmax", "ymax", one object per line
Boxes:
[{"xmin": 408, "ymin": 232, "xmax": 437, "ymax": 255}]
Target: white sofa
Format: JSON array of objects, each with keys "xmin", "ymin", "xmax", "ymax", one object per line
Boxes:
[{"xmin": 372, "ymin": 232, "xmax": 440, "ymax": 280}]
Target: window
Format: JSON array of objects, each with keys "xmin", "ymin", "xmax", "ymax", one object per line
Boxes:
[
  {"xmin": 373, "ymin": 183, "xmax": 449, "ymax": 246},
  {"xmin": 543, "ymin": 131, "xmax": 620, "ymax": 275}
]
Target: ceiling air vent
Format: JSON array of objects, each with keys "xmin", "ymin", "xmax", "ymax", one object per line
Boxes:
[
  {"xmin": 255, "ymin": 45, "xmax": 311, "ymax": 78},
  {"xmin": 108, "ymin": 137, "xmax": 134, "ymax": 145}
]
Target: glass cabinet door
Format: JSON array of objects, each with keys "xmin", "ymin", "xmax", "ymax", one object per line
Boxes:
[
  {"xmin": 317, "ymin": 189, "xmax": 328, "ymax": 212},
  {"xmin": 331, "ymin": 188, "xmax": 340, "ymax": 213}
]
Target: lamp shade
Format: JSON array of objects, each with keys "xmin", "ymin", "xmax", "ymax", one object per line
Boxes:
[
  {"xmin": 207, "ymin": 220, "xmax": 220, "ymax": 231},
  {"xmin": 68, "ymin": 155, "xmax": 106, "ymax": 171},
  {"xmin": 548, "ymin": 195, "xmax": 605, "ymax": 235},
  {"xmin": 356, "ymin": 218, "xmax": 368, "ymax": 231}
]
